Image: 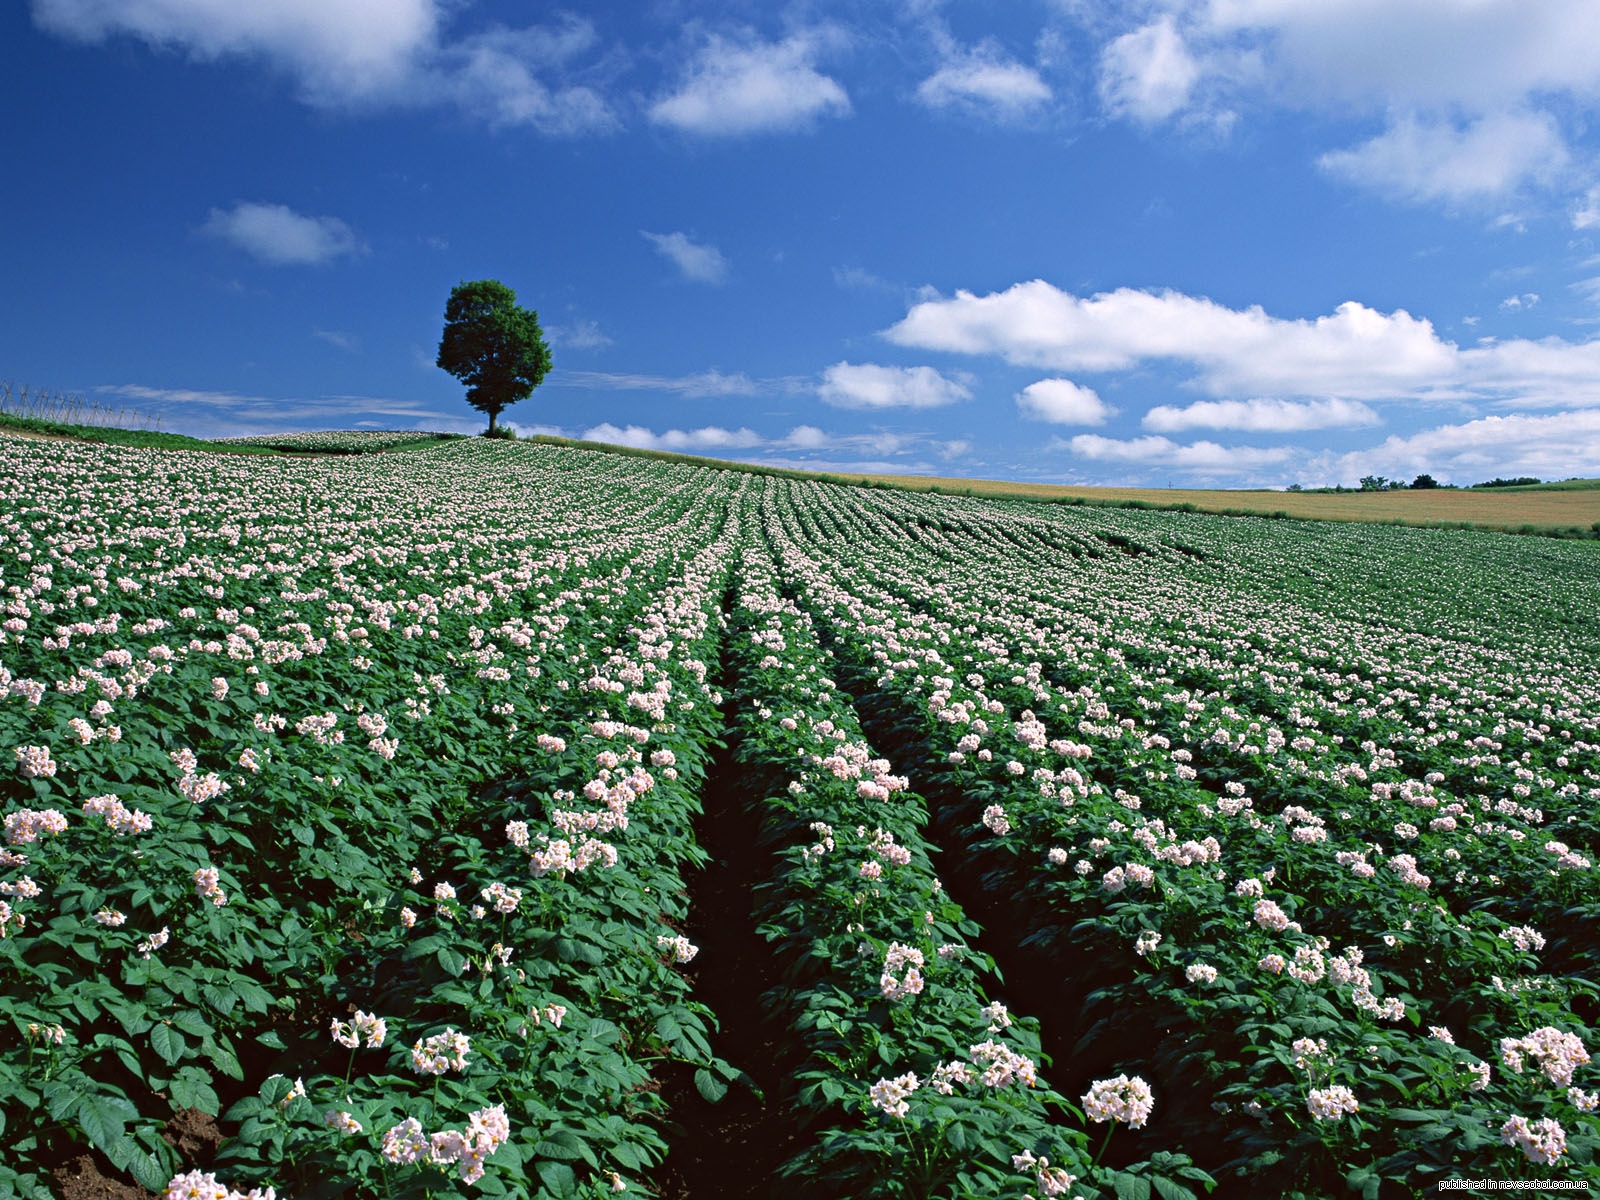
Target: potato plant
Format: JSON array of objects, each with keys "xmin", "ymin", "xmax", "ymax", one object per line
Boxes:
[{"xmin": 1, "ymin": 433, "xmax": 1595, "ymax": 1198}]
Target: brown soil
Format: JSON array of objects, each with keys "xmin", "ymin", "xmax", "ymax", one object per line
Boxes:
[
  {"xmin": 50, "ymin": 1156, "xmax": 155, "ymax": 1200},
  {"xmin": 164, "ymin": 1108, "xmax": 224, "ymax": 1163},
  {"xmin": 48, "ymin": 1109, "xmax": 223, "ymax": 1200},
  {"xmin": 651, "ymin": 725, "xmax": 811, "ymax": 1199}
]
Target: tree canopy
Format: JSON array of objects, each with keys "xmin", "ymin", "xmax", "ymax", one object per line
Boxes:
[{"xmin": 436, "ymin": 279, "xmax": 552, "ymax": 434}]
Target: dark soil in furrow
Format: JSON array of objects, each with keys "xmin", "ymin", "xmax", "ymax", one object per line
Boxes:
[
  {"xmin": 817, "ymin": 641, "xmax": 1224, "ymax": 1177},
  {"xmin": 653, "ymin": 709, "xmax": 809, "ymax": 1199}
]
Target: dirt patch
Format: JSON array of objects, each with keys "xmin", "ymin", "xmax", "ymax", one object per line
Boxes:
[
  {"xmin": 652, "ymin": 715, "xmax": 811, "ymax": 1199},
  {"xmin": 164, "ymin": 1108, "xmax": 224, "ymax": 1164},
  {"xmin": 45, "ymin": 1108, "xmax": 224, "ymax": 1199},
  {"xmin": 51, "ymin": 1155, "xmax": 156, "ymax": 1200}
]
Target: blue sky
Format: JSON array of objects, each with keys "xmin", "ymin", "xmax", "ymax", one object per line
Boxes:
[{"xmin": 4, "ymin": 0, "xmax": 1600, "ymax": 487}]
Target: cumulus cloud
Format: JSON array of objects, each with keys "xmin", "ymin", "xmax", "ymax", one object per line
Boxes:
[
  {"xmin": 1065, "ymin": 434, "xmax": 1293, "ymax": 474},
  {"xmin": 574, "ymin": 421, "xmax": 951, "ymax": 468},
  {"xmin": 1016, "ymin": 379, "xmax": 1114, "ymax": 425},
  {"xmin": 641, "ymin": 231, "xmax": 728, "ymax": 285},
  {"xmin": 784, "ymin": 424, "xmax": 829, "ymax": 449},
  {"xmin": 884, "ymin": 278, "xmax": 1600, "ymax": 408},
  {"xmin": 1143, "ymin": 397, "xmax": 1379, "ymax": 432},
  {"xmin": 1317, "ymin": 110, "xmax": 1570, "ymax": 205},
  {"xmin": 31, "ymin": 1, "xmax": 616, "ymax": 133},
  {"xmin": 817, "ymin": 362, "xmax": 973, "ymax": 409},
  {"xmin": 1333, "ymin": 409, "xmax": 1600, "ymax": 484},
  {"xmin": 916, "ymin": 45, "xmax": 1052, "ymax": 121},
  {"xmin": 201, "ymin": 202, "xmax": 362, "ymax": 266},
  {"xmin": 1098, "ymin": 17, "xmax": 1200, "ymax": 123},
  {"xmin": 581, "ymin": 422, "xmax": 763, "ymax": 451},
  {"xmin": 648, "ymin": 32, "xmax": 850, "ymax": 136},
  {"xmin": 1074, "ymin": 1, "xmax": 1600, "ymax": 209}
]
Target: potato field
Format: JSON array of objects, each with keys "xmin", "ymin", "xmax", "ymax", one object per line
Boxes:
[{"xmin": 1, "ymin": 432, "xmax": 1596, "ymax": 1199}]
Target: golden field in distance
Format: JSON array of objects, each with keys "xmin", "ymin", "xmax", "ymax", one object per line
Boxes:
[
  {"xmin": 822, "ymin": 472, "xmax": 1600, "ymax": 535},
  {"xmin": 534, "ymin": 436, "xmax": 1600, "ymax": 537}
]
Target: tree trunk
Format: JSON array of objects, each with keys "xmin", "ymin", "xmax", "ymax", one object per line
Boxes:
[{"xmin": 488, "ymin": 409, "xmax": 498, "ymax": 433}]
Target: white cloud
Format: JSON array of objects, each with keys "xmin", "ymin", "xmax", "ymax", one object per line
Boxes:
[
  {"xmin": 200, "ymin": 202, "xmax": 362, "ymax": 266},
  {"xmin": 33, "ymin": 0, "xmax": 436, "ymax": 100},
  {"xmin": 1070, "ymin": 1, "xmax": 1600, "ymax": 209},
  {"xmin": 1576, "ymin": 187, "xmax": 1600, "ymax": 229},
  {"xmin": 885, "ymin": 278, "xmax": 1600, "ymax": 408},
  {"xmin": 1333, "ymin": 409, "xmax": 1600, "ymax": 484},
  {"xmin": 641, "ymin": 230, "xmax": 728, "ymax": 284},
  {"xmin": 31, "ymin": 1, "xmax": 615, "ymax": 134},
  {"xmin": 1098, "ymin": 17, "xmax": 1200, "ymax": 123},
  {"xmin": 1143, "ymin": 397, "xmax": 1379, "ymax": 432},
  {"xmin": 435, "ymin": 21, "xmax": 617, "ymax": 135},
  {"xmin": 784, "ymin": 424, "xmax": 829, "ymax": 449},
  {"xmin": 94, "ymin": 383, "xmax": 466, "ymax": 436},
  {"xmin": 1317, "ymin": 110, "xmax": 1570, "ymax": 205},
  {"xmin": 776, "ymin": 426, "xmax": 913, "ymax": 456},
  {"xmin": 817, "ymin": 362, "xmax": 973, "ymax": 409},
  {"xmin": 1500, "ymin": 293, "xmax": 1540, "ymax": 312},
  {"xmin": 917, "ymin": 46, "xmax": 1052, "ymax": 121},
  {"xmin": 572, "ymin": 421, "xmax": 948, "ymax": 467},
  {"xmin": 545, "ymin": 319, "xmax": 612, "ymax": 350},
  {"xmin": 648, "ymin": 33, "xmax": 850, "ymax": 136},
  {"xmin": 886, "ymin": 280, "xmax": 1454, "ymax": 397},
  {"xmin": 558, "ymin": 369, "xmax": 759, "ymax": 397},
  {"xmin": 1016, "ymin": 379, "xmax": 1114, "ymax": 425},
  {"xmin": 1065, "ymin": 434, "xmax": 1293, "ymax": 473},
  {"xmin": 833, "ymin": 266, "xmax": 897, "ymax": 293},
  {"xmin": 1203, "ymin": 0, "xmax": 1600, "ymax": 114},
  {"xmin": 100, "ymin": 383, "xmax": 277, "ymax": 409},
  {"xmin": 312, "ymin": 328, "xmax": 359, "ymax": 351},
  {"xmin": 581, "ymin": 423, "xmax": 763, "ymax": 451},
  {"xmin": 505, "ymin": 421, "xmax": 567, "ymax": 439}
]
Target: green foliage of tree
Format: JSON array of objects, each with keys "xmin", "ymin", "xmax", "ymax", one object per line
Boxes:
[
  {"xmin": 436, "ymin": 279, "xmax": 552, "ymax": 434},
  {"xmin": 1410, "ymin": 473, "xmax": 1440, "ymax": 489}
]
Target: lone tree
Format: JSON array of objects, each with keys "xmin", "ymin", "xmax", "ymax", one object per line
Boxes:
[{"xmin": 436, "ymin": 279, "xmax": 551, "ymax": 435}]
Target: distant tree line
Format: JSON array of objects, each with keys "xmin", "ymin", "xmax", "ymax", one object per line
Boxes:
[
  {"xmin": 1285, "ymin": 473, "xmax": 1547, "ymax": 494},
  {"xmin": 1469, "ymin": 476, "xmax": 1543, "ymax": 489}
]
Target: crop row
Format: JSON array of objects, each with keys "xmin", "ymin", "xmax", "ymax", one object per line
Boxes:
[
  {"xmin": 0, "ymin": 437, "xmax": 748, "ymax": 1198},
  {"xmin": 721, "ymin": 545, "xmax": 1215, "ymax": 1199},
  {"xmin": 753, "ymin": 474, "xmax": 1599, "ymax": 1190},
  {"xmin": 2, "ymin": 435, "xmax": 1596, "ymax": 1197}
]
